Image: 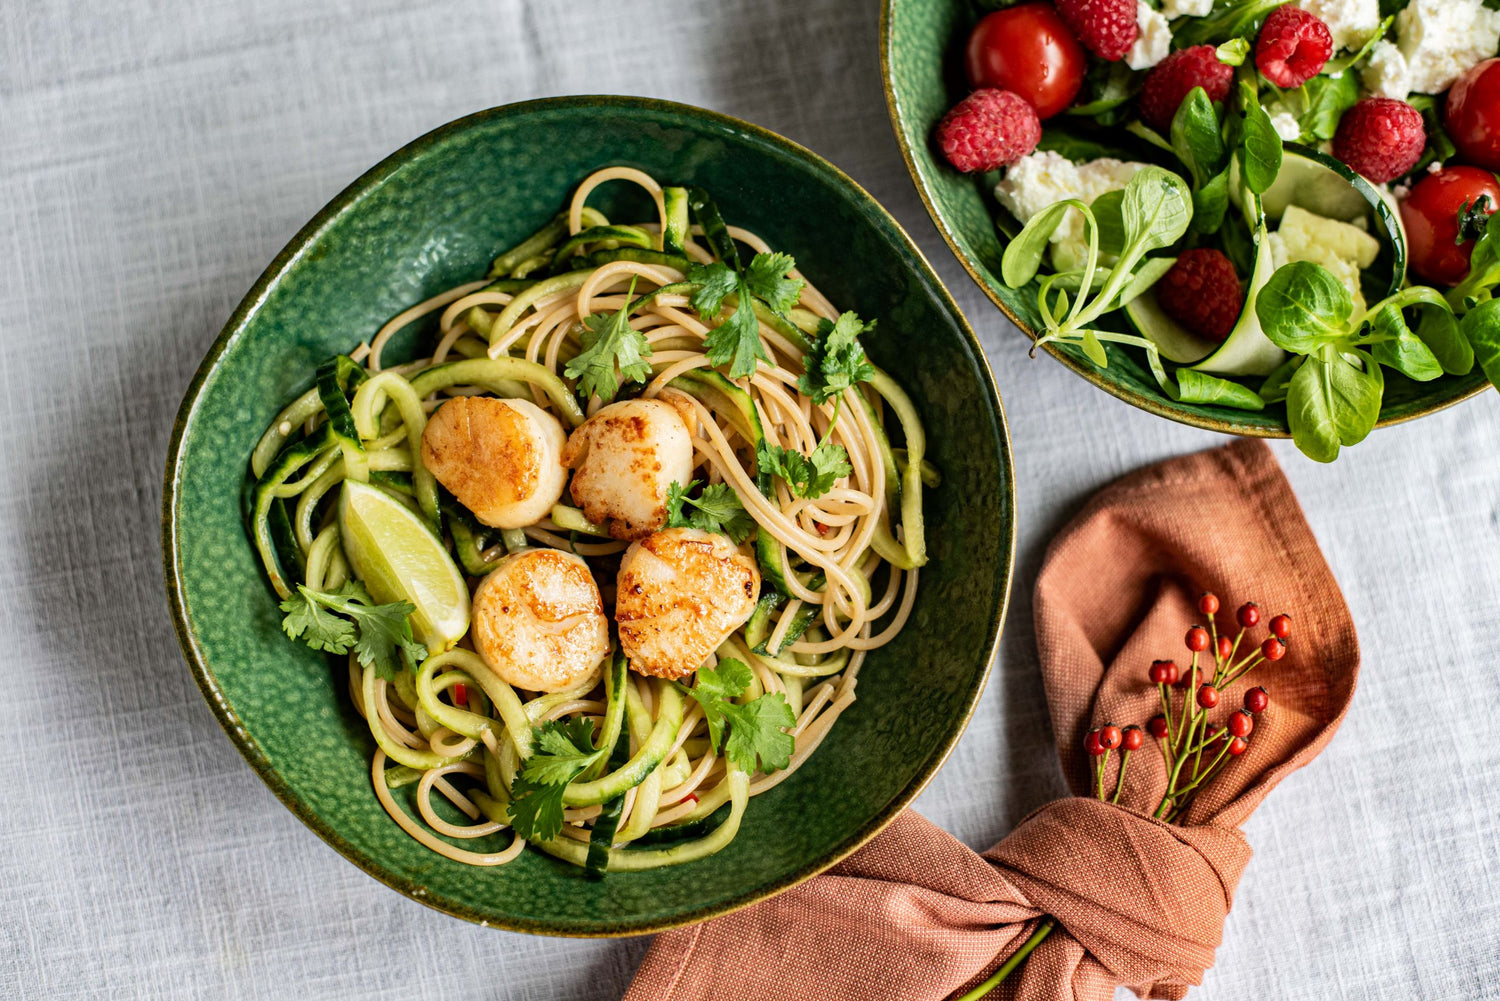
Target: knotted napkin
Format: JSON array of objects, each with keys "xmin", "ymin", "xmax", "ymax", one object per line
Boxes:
[{"xmin": 625, "ymin": 438, "xmax": 1359, "ymax": 1001}]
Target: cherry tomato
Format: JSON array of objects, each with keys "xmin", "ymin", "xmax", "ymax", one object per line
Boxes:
[
  {"xmin": 1446, "ymin": 58, "xmax": 1500, "ymax": 171},
  {"xmin": 1400, "ymin": 166, "xmax": 1500, "ymax": 285},
  {"xmin": 965, "ymin": 3, "xmax": 1086, "ymax": 120}
]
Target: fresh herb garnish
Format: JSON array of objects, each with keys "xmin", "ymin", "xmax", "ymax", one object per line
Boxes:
[
  {"xmin": 798, "ymin": 311, "xmax": 877, "ymax": 405},
  {"xmin": 565, "ymin": 276, "xmax": 652, "ymax": 403},
  {"xmin": 687, "ymin": 251, "xmax": 805, "ymax": 378},
  {"xmin": 665, "ymin": 480, "xmax": 756, "ymax": 542},
  {"xmin": 507, "ymin": 718, "xmax": 606, "ymax": 842},
  {"xmin": 682, "ymin": 659, "xmax": 795, "ymax": 774},
  {"xmin": 756, "ymin": 439, "xmax": 852, "ymax": 500},
  {"xmin": 279, "ymin": 581, "xmax": 427, "ymax": 681}
]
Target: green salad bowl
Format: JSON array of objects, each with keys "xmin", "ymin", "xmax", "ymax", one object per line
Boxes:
[
  {"xmin": 162, "ymin": 96, "xmax": 1014, "ymax": 936},
  {"xmin": 881, "ymin": 0, "xmax": 1492, "ymax": 436}
]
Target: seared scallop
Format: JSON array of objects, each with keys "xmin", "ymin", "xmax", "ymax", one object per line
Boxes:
[
  {"xmin": 561, "ymin": 399, "xmax": 693, "ymax": 540},
  {"xmin": 615, "ymin": 528, "xmax": 760, "ymax": 679},
  {"xmin": 471, "ymin": 549, "xmax": 610, "ymax": 693},
  {"xmin": 420, "ymin": 396, "xmax": 566, "ymax": 529}
]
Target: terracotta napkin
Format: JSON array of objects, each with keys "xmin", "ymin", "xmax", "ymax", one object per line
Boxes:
[{"xmin": 625, "ymin": 438, "xmax": 1359, "ymax": 1001}]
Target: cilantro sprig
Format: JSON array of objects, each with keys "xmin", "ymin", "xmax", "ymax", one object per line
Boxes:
[
  {"xmin": 798, "ymin": 311, "xmax": 877, "ymax": 405},
  {"xmin": 507, "ymin": 718, "xmax": 605, "ymax": 842},
  {"xmin": 687, "ymin": 251, "xmax": 804, "ymax": 378},
  {"xmin": 565, "ymin": 276, "xmax": 652, "ymax": 403},
  {"xmin": 665, "ymin": 480, "xmax": 755, "ymax": 542},
  {"xmin": 683, "ymin": 659, "xmax": 795, "ymax": 774},
  {"xmin": 756, "ymin": 439, "xmax": 851, "ymax": 500},
  {"xmin": 279, "ymin": 581, "xmax": 427, "ymax": 681}
]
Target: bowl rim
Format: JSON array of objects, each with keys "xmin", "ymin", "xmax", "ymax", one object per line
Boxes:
[
  {"xmin": 160, "ymin": 93, "xmax": 1017, "ymax": 937},
  {"xmin": 877, "ymin": 0, "xmax": 1492, "ymax": 437}
]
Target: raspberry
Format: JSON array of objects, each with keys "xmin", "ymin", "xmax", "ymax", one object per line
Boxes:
[
  {"xmin": 1255, "ymin": 6, "xmax": 1333, "ymax": 88},
  {"xmin": 1156, "ymin": 249, "xmax": 1243, "ymax": 341},
  {"xmin": 1055, "ymin": 0, "xmax": 1138, "ymax": 61},
  {"xmin": 935, "ymin": 89, "xmax": 1042, "ymax": 173},
  {"xmin": 1333, "ymin": 97, "xmax": 1427, "ymax": 183},
  {"xmin": 1138, "ymin": 46, "xmax": 1234, "ymax": 134}
]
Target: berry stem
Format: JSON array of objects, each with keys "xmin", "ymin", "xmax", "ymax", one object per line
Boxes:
[
  {"xmin": 953, "ymin": 918, "xmax": 1057, "ymax": 1001},
  {"xmin": 1158, "ymin": 683, "xmax": 1177, "ymax": 751},
  {"xmin": 1174, "ymin": 740, "xmax": 1235, "ymax": 800},
  {"xmin": 1111, "ymin": 750, "xmax": 1132, "ymax": 805}
]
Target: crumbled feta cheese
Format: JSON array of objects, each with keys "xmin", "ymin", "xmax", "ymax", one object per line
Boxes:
[
  {"xmin": 1361, "ymin": 40, "xmax": 1411, "ymax": 98},
  {"xmin": 1297, "ymin": 0, "xmax": 1381, "ymax": 52},
  {"xmin": 1161, "ymin": 0, "xmax": 1213, "ymax": 19},
  {"xmin": 1270, "ymin": 111, "xmax": 1303, "ymax": 142},
  {"xmin": 1127, "ymin": 1, "xmax": 1173, "ymax": 69},
  {"xmin": 1268, "ymin": 205, "xmax": 1381, "ymax": 314},
  {"xmin": 995, "ymin": 151, "xmax": 1150, "ymax": 269},
  {"xmin": 1392, "ymin": 0, "xmax": 1500, "ymax": 94}
]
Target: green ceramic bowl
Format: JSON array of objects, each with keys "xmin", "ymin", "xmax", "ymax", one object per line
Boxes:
[
  {"xmin": 881, "ymin": 0, "xmax": 1492, "ymax": 436},
  {"xmin": 162, "ymin": 96, "xmax": 1014, "ymax": 936}
]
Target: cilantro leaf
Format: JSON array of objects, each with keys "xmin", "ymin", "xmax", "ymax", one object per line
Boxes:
[
  {"xmin": 743, "ymin": 251, "xmax": 804, "ymax": 314},
  {"xmin": 684, "ymin": 659, "xmax": 755, "ymax": 748},
  {"xmin": 665, "ymin": 480, "xmax": 756, "ymax": 542},
  {"xmin": 798, "ymin": 311, "xmax": 877, "ymax": 405},
  {"xmin": 755, "ymin": 439, "xmax": 852, "ymax": 500},
  {"xmin": 721, "ymin": 695, "xmax": 796, "ymax": 773},
  {"xmin": 687, "ymin": 252, "xmax": 803, "ymax": 379},
  {"xmin": 686, "ymin": 261, "xmax": 740, "ymax": 318},
  {"xmin": 280, "ymin": 587, "xmax": 357, "ymax": 654},
  {"xmin": 565, "ymin": 277, "xmax": 652, "ymax": 403},
  {"xmin": 508, "ymin": 718, "xmax": 605, "ymax": 842},
  {"xmin": 279, "ymin": 582, "xmax": 423, "ymax": 681},
  {"xmin": 681, "ymin": 658, "xmax": 795, "ymax": 774}
]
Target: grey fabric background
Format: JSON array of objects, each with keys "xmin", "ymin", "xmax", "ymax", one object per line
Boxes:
[{"xmin": 4, "ymin": 1, "xmax": 1499, "ymax": 998}]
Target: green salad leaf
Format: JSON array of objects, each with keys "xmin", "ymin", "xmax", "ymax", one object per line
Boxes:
[
  {"xmin": 1460, "ymin": 299, "xmax": 1500, "ymax": 390},
  {"xmin": 1237, "ymin": 76, "xmax": 1283, "ymax": 194}
]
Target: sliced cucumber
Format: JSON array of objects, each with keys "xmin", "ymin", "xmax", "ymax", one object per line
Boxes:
[
  {"xmin": 1128, "ymin": 189, "xmax": 1286, "ymax": 376},
  {"xmin": 1190, "ymin": 219, "xmax": 1285, "ymax": 376},
  {"xmin": 1233, "ymin": 143, "xmax": 1407, "ymax": 294}
]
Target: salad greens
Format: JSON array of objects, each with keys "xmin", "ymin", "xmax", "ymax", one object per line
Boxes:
[
  {"xmin": 978, "ymin": 0, "xmax": 1500, "ymax": 461},
  {"xmin": 1002, "ymin": 166, "xmax": 1257, "ymax": 406},
  {"xmin": 1255, "ymin": 263, "xmax": 1471, "ymax": 460}
]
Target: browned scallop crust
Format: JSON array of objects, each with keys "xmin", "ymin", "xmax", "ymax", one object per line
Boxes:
[
  {"xmin": 616, "ymin": 528, "xmax": 760, "ymax": 679},
  {"xmin": 472, "ymin": 549, "xmax": 609, "ymax": 693},
  {"xmin": 421, "ymin": 397, "xmax": 543, "ymax": 527},
  {"xmin": 561, "ymin": 400, "xmax": 691, "ymax": 540}
]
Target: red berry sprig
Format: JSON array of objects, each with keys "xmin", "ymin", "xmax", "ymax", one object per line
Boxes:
[{"xmin": 1088, "ymin": 590, "xmax": 1289, "ymax": 821}]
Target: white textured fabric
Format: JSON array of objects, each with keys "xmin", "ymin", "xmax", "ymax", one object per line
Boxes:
[{"xmin": 3, "ymin": 2, "xmax": 1499, "ymax": 999}]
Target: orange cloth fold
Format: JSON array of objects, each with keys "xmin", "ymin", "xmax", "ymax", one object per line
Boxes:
[{"xmin": 625, "ymin": 439, "xmax": 1359, "ymax": 1001}]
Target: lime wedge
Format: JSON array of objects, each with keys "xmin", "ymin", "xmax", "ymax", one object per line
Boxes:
[{"xmin": 338, "ymin": 479, "xmax": 470, "ymax": 653}]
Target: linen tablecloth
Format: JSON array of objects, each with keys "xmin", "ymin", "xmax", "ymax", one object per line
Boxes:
[{"xmin": 3, "ymin": 2, "xmax": 1498, "ymax": 998}]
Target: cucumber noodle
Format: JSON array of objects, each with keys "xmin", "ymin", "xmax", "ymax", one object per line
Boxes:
[{"xmin": 248, "ymin": 167, "xmax": 933, "ymax": 872}]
